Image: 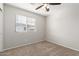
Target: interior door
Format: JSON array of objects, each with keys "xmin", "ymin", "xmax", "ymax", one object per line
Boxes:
[{"xmin": 0, "ymin": 3, "xmax": 3, "ymax": 52}]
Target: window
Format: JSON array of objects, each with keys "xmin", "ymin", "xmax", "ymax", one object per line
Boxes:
[
  {"xmin": 16, "ymin": 15, "xmax": 36, "ymax": 32},
  {"xmin": 27, "ymin": 18, "xmax": 36, "ymax": 32}
]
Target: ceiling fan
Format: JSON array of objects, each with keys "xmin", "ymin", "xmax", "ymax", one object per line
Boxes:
[{"xmin": 35, "ymin": 3, "xmax": 61, "ymax": 12}]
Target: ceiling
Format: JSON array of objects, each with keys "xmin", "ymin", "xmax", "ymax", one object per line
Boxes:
[{"xmin": 7, "ymin": 3, "xmax": 58, "ymax": 16}]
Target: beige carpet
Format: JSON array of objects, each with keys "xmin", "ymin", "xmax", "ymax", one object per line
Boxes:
[{"xmin": 0, "ymin": 41, "xmax": 79, "ymax": 56}]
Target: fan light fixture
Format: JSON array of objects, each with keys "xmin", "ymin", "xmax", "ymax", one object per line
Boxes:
[
  {"xmin": 0, "ymin": 8, "xmax": 2, "ymax": 12},
  {"xmin": 35, "ymin": 3, "xmax": 61, "ymax": 12}
]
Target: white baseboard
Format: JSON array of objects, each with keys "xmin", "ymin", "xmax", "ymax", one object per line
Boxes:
[
  {"xmin": 2, "ymin": 39, "xmax": 79, "ymax": 52},
  {"xmin": 3, "ymin": 39, "xmax": 44, "ymax": 52},
  {"xmin": 46, "ymin": 39, "xmax": 79, "ymax": 51}
]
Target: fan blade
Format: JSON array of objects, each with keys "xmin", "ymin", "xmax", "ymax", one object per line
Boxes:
[
  {"xmin": 35, "ymin": 5, "xmax": 44, "ymax": 10},
  {"xmin": 49, "ymin": 3, "xmax": 61, "ymax": 5}
]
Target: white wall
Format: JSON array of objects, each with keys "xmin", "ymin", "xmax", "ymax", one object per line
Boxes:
[
  {"xmin": 0, "ymin": 3, "xmax": 3, "ymax": 52},
  {"xmin": 46, "ymin": 3, "xmax": 79, "ymax": 51},
  {"xmin": 4, "ymin": 4, "xmax": 46, "ymax": 50}
]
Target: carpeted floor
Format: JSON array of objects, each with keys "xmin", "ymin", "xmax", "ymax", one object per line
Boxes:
[{"xmin": 0, "ymin": 41, "xmax": 79, "ymax": 56}]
